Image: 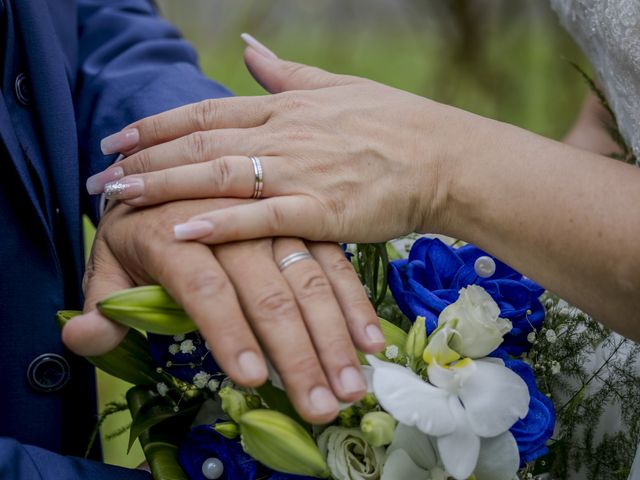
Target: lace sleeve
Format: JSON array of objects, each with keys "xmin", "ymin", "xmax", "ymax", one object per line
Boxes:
[{"xmin": 551, "ymin": 0, "xmax": 640, "ymax": 164}]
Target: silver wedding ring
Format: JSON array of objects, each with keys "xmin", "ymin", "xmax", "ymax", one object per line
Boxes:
[
  {"xmin": 278, "ymin": 251, "xmax": 313, "ymax": 271},
  {"xmin": 250, "ymin": 156, "xmax": 264, "ymax": 199}
]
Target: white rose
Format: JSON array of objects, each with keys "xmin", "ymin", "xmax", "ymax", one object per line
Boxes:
[
  {"xmin": 439, "ymin": 285, "xmax": 511, "ymax": 358},
  {"xmin": 318, "ymin": 426, "xmax": 385, "ymax": 480}
]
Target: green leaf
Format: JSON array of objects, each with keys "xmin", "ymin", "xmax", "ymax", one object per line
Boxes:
[
  {"xmin": 358, "ymin": 317, "xmax": 408, "ymax": 364},
  {"xmin": 127, "ymin": 386, "xmax": 190, "ymax": 480},
  {"xmin": 127, "ymin": 389, "xmax": 200, "ymax": 453}
]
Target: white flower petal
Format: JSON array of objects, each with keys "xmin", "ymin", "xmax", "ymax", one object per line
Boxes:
[
  {"xmin": 474, "ymin": 432, "xmax": 520, "ymax": 480},
  {"xmin": 436, "ymin": 397, "xmax": 480, "ymax": 480},
  {"xmin": 382, "ymin": 449, "xmax": 430, "ymax": 480},
  {"xmin": 366, "ymin": 355, "xmax": 454, "ymax": 436},
  {"xmin": 457, "ymin": 359, "xmax": 530, "ymax": 437},
  {"xmin": 386, "ymin": 424, "xmax": 438, "ymax": 471}
]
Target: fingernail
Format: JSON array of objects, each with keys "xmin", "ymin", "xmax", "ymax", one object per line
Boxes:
[
  {"xmin": 86, "ymin": 166, "xmax": 124, "ymax": 195},
  {"xmin": 173, "ymin": 220, "xmax": 214, "ymax": 240},
  {"xmin": 365, "ymin": 324, "xmax": 385, "ymax": 345},
  {"xmin": 238, "ymin": 350, "xmax": 267, "ymax": 383},
  {"xmin": 241, "ymin": 33, "xmax": 278, "ymax": 59},
  {"xmin": 339, "ymin": 366, "xmax": 366, "ymax": 395},
  {"xmin": 103, "ymin": 177, "xmax": 144, "ymax": 200},
  {"xmin": 309, "ymin": 386, "xmax": 338, "ymax": 416},
  {"xmin": 100, "ymin": 128, "xmax": 139, "ymax": 155}
]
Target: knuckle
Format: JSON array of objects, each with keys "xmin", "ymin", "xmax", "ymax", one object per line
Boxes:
[
  {"xmin": 283, "ymin": 352, "xmax": 322, "ymax": 382},
  {"xmin": 126, "ymin": 150, "xmax": 152, "ymax": 175},
  {"xmin": 296, "ymin": 270, "xmax": 332, "ymax": 301},
  {"xmin": 208, "ymin": 157, "xmax": 232, "ymax": 193},
  {"xmin": 185, "ymin": 270, "xmax": 230, "ymax": 299},
  {"xmin": 186, "ymin": 131, "xmax": 210, "ymax": 163},
  {"xmin": 328, "ymin": 253, "xmax": 355, "ymax": 275},
  {"xmin": 193, "ymin": 99, "xmax": 217, "ymax": 131},
  {"xmin": 255, "ymin": 289, "xmax": 298, "ymax": 318},
  {"xmin": 265, "ymin": 201, "xmax": 286, "ymax": 233},
  {"xmin": 149, "ymin": 115, "xmax": 165, "ymax": 144},
  {"xmin": 278, "ymin": 91, "xmax": 310, "ymax": 112},
  {"xmin": 322, "ymin": 335, "xmax": 354, "ymax": 359}
]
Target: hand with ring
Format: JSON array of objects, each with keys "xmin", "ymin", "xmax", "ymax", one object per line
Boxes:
[
  {"xmin": 87, "ymin": 39, "xmax": 456, "ymax": 245},
  {"xmin": 63, "ymin": 199, "xmax": 384, "ymax": 424}
]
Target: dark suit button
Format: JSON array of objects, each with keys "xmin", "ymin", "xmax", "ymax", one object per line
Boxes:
[
  {"xmin": 27, "ymin": 354, "xmax": 70, "ymax": 392},
  {"xmin": 14, "ymin": 72, "xmax": 31, "ymax": 106}
]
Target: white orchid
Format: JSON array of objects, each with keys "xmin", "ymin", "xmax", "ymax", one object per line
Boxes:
[
  {"xmin": 438, "ymin": 285, "xmax": 512, "ymax": 359},
  {"xmin": 366, "ymin": 354, "xmax": 528, "ymax": 480},
  {"xmin": 382, "ymin": 423, "xmax": 447, "ymax": 480}
]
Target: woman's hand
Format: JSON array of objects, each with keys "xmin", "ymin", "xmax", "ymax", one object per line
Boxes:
[
  {"xmin": 63, "ymin": 199, "xmax": 383, "ymax": 423},
  {"xmin": 89, "ymin": 38, "xmax": 467, "ymax": 244}
]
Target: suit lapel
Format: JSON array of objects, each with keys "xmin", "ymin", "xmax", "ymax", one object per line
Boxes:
[{"xmin": 12, "ymin": 0, "xmax": 83, "ymax": 283}]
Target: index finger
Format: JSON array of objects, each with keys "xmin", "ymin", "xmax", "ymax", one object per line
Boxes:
[{"xmin": 102, "ymin": 96, "xmax": 275, "ymax": 155}]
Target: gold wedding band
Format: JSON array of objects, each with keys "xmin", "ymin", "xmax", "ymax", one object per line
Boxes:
[
  {"xmin": 250, "ymin": 156, "xmax": 263, "ymax": 199},
  {"xmin": 278, "ymin": 251, "xmax": 313, "ymax": 271}
]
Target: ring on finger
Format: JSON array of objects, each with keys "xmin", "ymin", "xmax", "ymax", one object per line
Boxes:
[
  {"xmin": 278, "ymin": 251, "xmax": 313, "ymax": 271},
  {"xmin": 250, "ymin": 155, "xmax": 264, "ymax": 199}
]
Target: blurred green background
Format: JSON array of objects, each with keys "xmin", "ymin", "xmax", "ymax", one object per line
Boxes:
[{"xmin": 97, "ymin": 0, "xmax": 589, "ymax": 468}]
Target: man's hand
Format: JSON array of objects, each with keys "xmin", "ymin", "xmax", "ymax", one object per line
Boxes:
[{"xmin": 62, "ymin": 199, "xmax": 383, "ymax": 423}]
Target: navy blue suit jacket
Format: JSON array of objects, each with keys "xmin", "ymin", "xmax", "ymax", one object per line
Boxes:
[{"xmin": 0, "ymin": 0, "xmax": 231, "ymax": 477}]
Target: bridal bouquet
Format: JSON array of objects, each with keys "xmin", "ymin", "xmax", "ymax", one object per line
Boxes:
[{"xmin": 58, "ymin": 237, "xmax": 556, "ymax": 480}]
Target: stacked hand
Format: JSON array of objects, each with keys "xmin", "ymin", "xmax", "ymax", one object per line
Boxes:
[
  {"xmin": 66, "ymin": 36, "xmax": 476, "ymax": 423},
  {"xmin": 63, "ymin": 198, "xmax": 383, "ymax": 423},
  {"xmin": 89, "ymin": 38, "xmax": 465, "ymax": 244}
]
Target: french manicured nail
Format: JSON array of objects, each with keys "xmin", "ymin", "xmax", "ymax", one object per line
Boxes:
[
  {"xmin": 100, "ymin": 128, "xmax": 139, "ymax": 155},
  {"xmin": 240, "ymin": 33, "xmax": 278, "ymax": 59},
  {"xmin": 86, "ymin": 166, "xmax": 124, "ymax": 195},
  {"xmin": 237, "ymin": 350, "xmax": 267, "ymax": 382},
  {"xmin": 365, "ymin": 324, "xmax": 385, "ymax": 344},
  {"xmin": 340, "ymin": 366, "xmax": 366, "ymax": 395},
  {"xmin": 309, "ymin": 386, "xmax": 339, "ymax": 416},
  {"xmin": 103, "ymin": 177, "xmax": 144, "ymax": 200},
  {"xmin": 174, "ymin": 220, "xmax": 214, "ymax": 240}
]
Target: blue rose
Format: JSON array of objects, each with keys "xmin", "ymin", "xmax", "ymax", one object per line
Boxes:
[
  {"xmin": 178, "ymin": 425, "xmax": 316, "ymax": 480},
  {"xmin": 489, "ymin": 349, "xmax": 555, "ymax": 466},
  {"xmin": 505, "ymin": 358, "xmax": 556, "ymax": 465},
  {"xmin": 388, "ymin": 237, "xmax": 544, "ymax": 355},
  {"xmin": 147, "ymin": 331, "xmax": 222, "ymax": 384}
]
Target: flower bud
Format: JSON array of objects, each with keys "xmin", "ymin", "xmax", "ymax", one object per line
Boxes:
[
  {"xmin": 360, "ymin": 393, "xmax": 378, "ymax": 410},
  {"xmin": 245, "ymin": 394, "xmax": 263, "ymax": 410},
  {"xmin": 439, "ymin": 285, "xmax": 511, "ymax": 358},
  {"xmin": 360, "ymin": 411, "xmax": 396, "ymax": 447},
  {"xmin": 240, "ymin": 409, "xmax": 330, "ymax": 478},
  {"xmin": 405, "ymin": 317, "xmax": 427, "ymax": 366},
  {"xmin": 338, "ymin": 406, "xmax": 359, "ymax": 428},
  {"xmin": 219, "ymin": 386, "xmax": 250, "ymax": 423},
  {"xmin": 212, "ymin": 421, "xmax": 239, "ymax": 439},
  {"xmin": 97, "ymin": 285, "xmax": 197, "ymax": 335}
]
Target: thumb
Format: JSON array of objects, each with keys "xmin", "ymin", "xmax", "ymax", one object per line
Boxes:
[
  {"xmin": 62, "ymin": 245, "xmax": 132, "ymax": 356},
  {"xmin": 241, "ymin": 33, "xmax": 361, "ymax": 93}
]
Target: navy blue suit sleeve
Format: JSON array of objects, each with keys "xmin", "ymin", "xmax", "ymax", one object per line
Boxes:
[
  {"xmin": 0, "ymin": 437, "xmax": 151, "ymax": 480},
  {"xmin": 75, "ymin": 0, "xmax": 233, "ymax": 221}
]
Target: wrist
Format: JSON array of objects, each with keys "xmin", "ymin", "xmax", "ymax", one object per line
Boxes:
[
  {"xmin": 411, "ymin": 102, "xmax": 479, "ymax": 236},
  {"xmin": 442, "ymin": 117, "xmax": 536, "ymax": 242}
]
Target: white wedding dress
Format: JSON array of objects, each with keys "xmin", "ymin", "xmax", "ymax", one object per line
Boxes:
[{"xmin": 550, "ymin": 1, "xmax": 640, "ymax": 479}]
